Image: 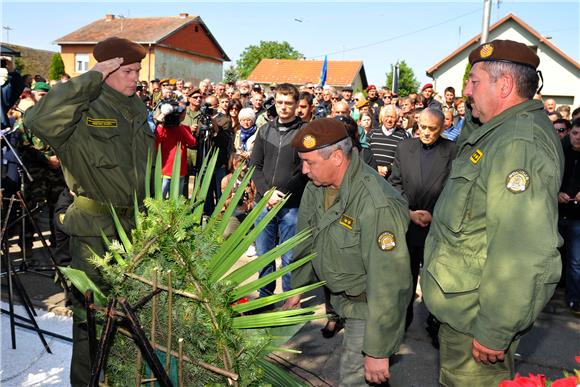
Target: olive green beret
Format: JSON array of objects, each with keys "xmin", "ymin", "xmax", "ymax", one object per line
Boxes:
[
  {"xmin": 292, "ymin": 118, "xmax": 348, "ymax": 153},
  {"xmin": 469, "ymin": 39, "xmax": 540, "ymax": 69},
  {"xmin": 93, "ymin": 37, "xmax": 146, "ymax": 65}
]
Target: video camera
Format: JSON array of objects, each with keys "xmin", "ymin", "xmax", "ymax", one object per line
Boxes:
[{"xmin": 263, "ymin": 96, "xmax": 277, "ymax": 120}]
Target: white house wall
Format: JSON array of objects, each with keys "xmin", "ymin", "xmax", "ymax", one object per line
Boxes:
[
  {"xmin": 154, "ymin": 49, "xmax": 222, "ymax": 85},
  {"xmin": 431, "ymin": 20, "xmax": 579, "ymax": 106}
]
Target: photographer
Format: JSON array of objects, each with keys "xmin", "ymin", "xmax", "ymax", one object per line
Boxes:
[
  {"xmin": 1, "ymin": 56, "xmax": 25, "ymax": 199},
  {"xmin": 200, "ymin": 95, "xmax": 234, "ymax": 215},
  {"xmin": 155, "ymin": 100, "xmax": 197, "ymax": 198}
]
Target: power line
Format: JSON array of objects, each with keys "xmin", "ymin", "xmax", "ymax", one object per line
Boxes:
[{"xmin": 309, "ymin": 7, "xmax": 481, "ymax": 59}]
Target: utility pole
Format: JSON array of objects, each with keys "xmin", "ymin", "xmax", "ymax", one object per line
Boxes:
[
  {"xmin": 2, "ymin": 26, "xmax": 13, "ymax": 43},
  {"xmin": 391, "ymin": 62, "xmax": 399, "ymax": 94},
  {"xmin": 480, "ymin": 0, "xmax": 493, "ymax": 44}
]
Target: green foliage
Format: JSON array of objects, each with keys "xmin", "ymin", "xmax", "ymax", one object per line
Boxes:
[
  {"xmin": 14, "ymin": 57, "xmax": 25, "ymax": 73},
  {"xmin": 223, "ymin": 65, "xmax": 238, "ymax": 84},
  {"xmin": 61, "ymin": 150, "xmax": 322, "ymax": 386},
  {"xmin": 48, "ymin": 53, "xmax": 65, "ymax": 80},
  {"xmin": 385, "ymin": 60, "xmax": 420, "ymax": 97},
  {"xmin": 462, "ymin": 62, "xmax": 472, "ymax": 95},
  {"xmin": 236, "ymin": 41, "xmax": 302, "ymax": 79}
]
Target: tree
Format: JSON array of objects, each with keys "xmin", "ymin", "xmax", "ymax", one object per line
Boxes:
[
  {"xmin": 223, "ymin": 65, "xmax": 238, "ymax": 84},
  {"xmin": 385, "ymin": 60, "xmax": 420, "ymax": 97},
  {"xmin": 462, "ymin": 62, "xmax": 472, "ymax": 95},
  {"xmin": 14, "ymin": 57, "xmax": 25, "ymax": 73},
  {"xmin": 236, "ymin": 41, "xmax": 302, "ymax": 80},
  {"xmin": 48, "ymin": 53, "xmax": 65, "ymax": 80}
]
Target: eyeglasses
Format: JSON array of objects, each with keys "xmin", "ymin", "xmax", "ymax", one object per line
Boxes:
[
  {"xmin": 162, "ymin": 84, "xmax": 169, "ymax": 87},
  {"xmin": 556, "ymin": 128, "xmax": 567, "ymax": 133},
  {"xmin": 331, "ymin": 98, "xmax": 340, "ymax": 101},
  {"xmin": 190, "ymin": 95, "xmax": 202, "ymax": 99}
]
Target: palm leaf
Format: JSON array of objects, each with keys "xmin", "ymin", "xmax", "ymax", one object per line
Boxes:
[
  {"xmin": 205, "ymin": 161, "xmax": 248, "ymax": 231},
  {"xmin": 133, "ymin": 191, "xmax": 140, "ymax": 229},
  {"xmin": 231, "ymin": 253, "xmax": 316, "ymax": 300},
  {"xmin": 192, "ymin": 149, "xmax": 218, "ymax": 222},
  {"xmin": 257, "ymin": 358, "xmax": 306, "ymax": 387},
  {"xmin": 206, "ymin": 189, "xmax": 275, "ymax": 276},
  {"xmin": 59, "ymin": 267, "xmax": 107, "ymax": 306},
  {"xmin": 154, "ymin": 144, "xmax": 163, "ymax": 200},
  {"xmin": 169, "ymin": 145, "xmax": 182, "ymax": 201},
  {"xmin": 109, "ymin": 205, "xmax": 132, "ymax": 253},
  {"xmin": 231, "ymin": 282, "xmax": 324, "ymax": 314},
  {"xmin": 222, "ymin": 228, "xmax": 312, "ymax": 286},
  {"xmin": 190, "ymin": 148, "xmax": 210, "ymax": 202},
  {"xmin": 232, "ymin": 306, "xmax": 320, "ymax": 329},
  {"xmin": 145, "ymin": 149, "xmax": 152, "ymax": 198},
  {"xmin": 209, "ymin": 192, "xmax": 290, "ymax": 282}
]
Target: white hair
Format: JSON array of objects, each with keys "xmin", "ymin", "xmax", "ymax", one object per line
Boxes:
[{"xmin": 238, "ymin": 107, "xmax": 256, "ymax": 122}]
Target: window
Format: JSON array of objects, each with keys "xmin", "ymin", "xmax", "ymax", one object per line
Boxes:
[{"xmin": 75, "ymin": 53, "xmax": 89, "ymax": 73}]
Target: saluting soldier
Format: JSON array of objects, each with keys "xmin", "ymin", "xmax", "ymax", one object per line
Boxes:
[
  {"xmin": 284, "ymin": 118, "xmax": 412, "ymax": 386},
  {"xmin": 421, "ymin": 40, "xmax": 564, "ymax": 386},
  {"xmin": 23, "ymin": 37, "xmax": 154, "ymax": 386}
]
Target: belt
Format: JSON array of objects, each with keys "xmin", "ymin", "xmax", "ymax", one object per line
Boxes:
[
  {"xmin": 74, "ymin": 196, "xmax": 135, "ymax": 217},
  {"xmin": 343, "ymin": 292, "xmax": 367, "ymax": 303}
]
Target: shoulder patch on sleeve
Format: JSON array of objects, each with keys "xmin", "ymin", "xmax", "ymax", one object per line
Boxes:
[{"xmin": 377, "ymin": 231, "xmax": 396, "ymax": 251}]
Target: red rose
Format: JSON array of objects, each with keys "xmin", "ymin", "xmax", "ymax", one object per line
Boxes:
[{"xmin": 550, "ymin": 376, "xmax": 577, "ymax": 387}]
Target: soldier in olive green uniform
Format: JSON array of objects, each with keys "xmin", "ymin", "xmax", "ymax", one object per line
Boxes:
[
  {"xmin": 421, "ymin": 40, "xmax": 564, "ymax": 386},
  {"xmin": 284, "ymin": 118, "xmax": 412, "ymax": 386},
  {"xmin": 23, "ymin": 37, "xmax": 153, "ymax": 386}
]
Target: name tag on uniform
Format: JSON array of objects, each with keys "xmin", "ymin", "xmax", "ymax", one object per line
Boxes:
[
  {"xmin": 470, "ymin": 149, "xmax": 484, "ymax": 164},
  {"xmin": 339, "ymin": 214, "xmax": 354, "ymax": 230},
  {"xmin": 87, "ymin": 117, "xmax": 118, "ymax": 128}
]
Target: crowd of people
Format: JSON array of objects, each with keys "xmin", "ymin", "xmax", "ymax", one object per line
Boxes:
[{"xmin": 1, "ymin": 36, "xmax": 579, "ymax": 386}]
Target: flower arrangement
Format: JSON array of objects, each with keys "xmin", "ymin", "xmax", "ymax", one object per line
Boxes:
[{"xmin": 499, "ymin": 357, "xmax": 580, "ymax": 387}]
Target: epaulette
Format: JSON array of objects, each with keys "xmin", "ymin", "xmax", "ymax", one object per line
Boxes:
[
  {"xmin": 359, "ymin": 170, "xmax": 397, "ymax": 209},
  {"xmin": 512, "ymin": 111, "xmax": 534, "ymax": 143}
]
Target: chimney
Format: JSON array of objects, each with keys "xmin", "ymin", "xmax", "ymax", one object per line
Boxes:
[
  {"xmin": 105, "ymin": 14, "xmax": 115, "ymax": 21},
  {"xmin": 179, "ymin": 13, "xmax": 189, "ymax": 18}
]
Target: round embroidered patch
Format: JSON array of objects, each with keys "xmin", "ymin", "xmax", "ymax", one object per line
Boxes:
[
  {"xmin": 302, "ymin": 135, "xmax": 317, "ymax": 149},
  {"xmin": 377, "ymin": 231, "xmax": 396, "ymax": 251},
  {"xmin": 480, "ymin": 43, "xmax": 494, "ymax": 58},
  {"xmin": 506, "ymin": 169, "xmax": 530, "ymax": 193}
]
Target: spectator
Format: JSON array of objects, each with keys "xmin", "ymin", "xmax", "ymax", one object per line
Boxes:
[
  {"xmin": 442, "ymin": 86, "xmax": 457, "ymax": 117},
  {"xmin": 441, "ymin": 110, "xmax": 461, "ymax": 141},
  {"xmin": 296, "ymin": 91, "xmax": 314, "ymax": 123},
  {"xmin": 368, "ymin": 105, "xmax": 409, "ymax": 178},
  {"xmin": 548, "ymin": 111, "xmax": 562, "ymax": 122},
  {"xmin": 559, "ymin": 117, "xmax": 580, "ymax": 315},
  {"xmin": 237, "ymin": 107, "xmax": 258, "ymax": 159},
  {"xmin": 249, "ymin": 83, "xmax": 307, "ymax": 299},
  {"xmin": 544, "ymin": 97, "xmax": 556, "ymax": 113},
  {"xmin": 557, "ymin": 105, "xmax": 571, "ymax": 121},
  {"xmin": 227, "ymin": 98, "xmax": 242, "ymax": 133},
  {"xmin": 388, "ymin": 108, "xmax": 457, "ymax": 339},
  {"xmin": 155, "ymin": 101, "xmax": 197, "ymax": 198},
  {"xmin": 553, "ymin": 118, "xmax": 571, "ymax": 139},
  {"xmin": 420, "ymin": 83, "xmax": 442, "ymax": 110},
  {"xmin": 358, "ymin": 111, "xmax": 373, "ymax": 134}
]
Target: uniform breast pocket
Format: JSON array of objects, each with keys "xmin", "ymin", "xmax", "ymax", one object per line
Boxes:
[
  {"xmin": 326, "ymin": 225, "xmax": 364, "ymax": 274},
  {"xmin": 436, "ymin": 167, "xmax": 480, "ymax": 234},
  {"xmin": 88, "ymin": 127, "xmax": 121, "ymax": 168}
]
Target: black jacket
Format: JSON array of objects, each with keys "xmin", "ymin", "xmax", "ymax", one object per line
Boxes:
[
  {"xmin": 250, "ymin": 117, "xmax": 308, "ymax": 208},
  {"xmin": 559, "ymin": 136, "xmax": 580, "ymax": 220},
  {"xmin": 388, "ymin": 137, "xmax": 457, "ymax": 246}
]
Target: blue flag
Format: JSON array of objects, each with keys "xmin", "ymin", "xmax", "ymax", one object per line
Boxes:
[{"xmin": 319, "ymin": 55, "xmax": 328, "ymax": 87}]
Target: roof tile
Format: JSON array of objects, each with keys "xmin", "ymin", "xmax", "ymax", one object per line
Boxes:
[{"xmin": 248, "ymin": 59, "xmax": 363, "ymax": 86}]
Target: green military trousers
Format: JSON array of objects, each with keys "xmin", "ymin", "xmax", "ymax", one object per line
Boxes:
[
  {"xmin": 438, "ymin": 323, "xmax": 519, "ymax": 387},
  {"xmin": 69, "ymin": 235, "xmax": 109, "ymax": 387},
  {"xmin": 339, "ymin": 319, "xmax": 391, "ymax": 387}
]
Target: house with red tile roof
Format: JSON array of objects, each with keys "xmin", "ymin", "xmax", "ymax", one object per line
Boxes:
[
  {"xmin": 247, "ymin": 58, "xmax": 368, "ymax": 91},
  {"xmin": 426, "ymin": 13, "xmax": 579, "ymax": 106},
  {"xmin": 55, "ymin": 13, "xmax": 229, "ymax": 84}
]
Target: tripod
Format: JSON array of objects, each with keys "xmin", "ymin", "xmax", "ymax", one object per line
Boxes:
[{"xmin": 1, "ymin": 128, "xmax": 72, "ymax": 351}]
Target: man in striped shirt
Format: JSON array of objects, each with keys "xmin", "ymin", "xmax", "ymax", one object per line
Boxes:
[{"xmin": 369, "ymin": 104, "xmax": 409, "ymax": 178}]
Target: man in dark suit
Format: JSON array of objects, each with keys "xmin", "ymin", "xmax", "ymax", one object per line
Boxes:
[{"xmin": 388, "ymin": 108, "xmax": 457, "ymax": 338}]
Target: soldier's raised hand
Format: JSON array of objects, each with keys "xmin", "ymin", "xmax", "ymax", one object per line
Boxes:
[{"xmin": 91, "ymin": 57, "xmax": 124, "ymax": 80}]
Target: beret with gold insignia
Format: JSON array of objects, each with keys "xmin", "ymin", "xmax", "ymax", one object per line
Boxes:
[
  {"xmin": 468, "ymin": 39, "xmax": 540, "ymax": 69},
  {"xmin": 93, "ymin": 36, "xmax": 146, "ymax": 65},
  {"xmin": 292, "ymin": 118, "xmax": 349, "ymax": 153}
]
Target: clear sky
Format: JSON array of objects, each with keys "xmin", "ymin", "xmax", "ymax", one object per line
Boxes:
[{"xmin": 2, "ymin": 1, "xmax": 578, "ymax": 87}]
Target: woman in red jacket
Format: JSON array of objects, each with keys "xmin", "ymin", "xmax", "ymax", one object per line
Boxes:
[{"xmin": 155, "ymin": 101, "xmax": 197, "ymax": 198}]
